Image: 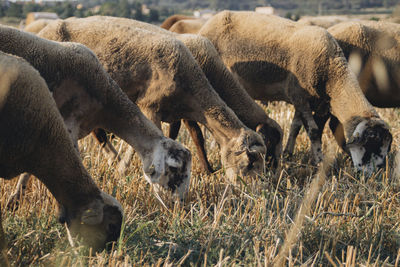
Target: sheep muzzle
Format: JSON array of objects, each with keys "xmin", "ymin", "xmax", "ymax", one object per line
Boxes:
[{"xmin": 347, "ymin": 119, "xmax": 392, "ymax": 174}]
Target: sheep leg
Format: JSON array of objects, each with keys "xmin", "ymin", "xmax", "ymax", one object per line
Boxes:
[
  {"xmin": 6, "ymin": 173, "xmax": 31, "ymax": 210},
  {"xmin": 183, "ymin": 120, "xmax": 214, "ymax": 173},
  {"xmin": 297, "ymin": 106, "xmax": 324, "ymax": 165},
  {"xmin": 117, "ymin": 145, "xmax": 135, "ymax": 176},
  {"xmin": 168, "ymin": 121, "xmax": 181, "ymax": 140},
  {"xmin": 103, "ymin": 140, "xmax": 121, "ymax": 166},
  {"xmin": 284, "ymin": 110, "xmax": 303, "ymax": 156},
  {"xmin": 92, "ymin": 129, "xmax": 121, "ymax": 166},
  {"xmin": 329, "ymin": 115, "xmax": 348, "ymax": 153},
  {"xmin": 313, "ymin": 112, "xmax": 330, "ymax": 149}
]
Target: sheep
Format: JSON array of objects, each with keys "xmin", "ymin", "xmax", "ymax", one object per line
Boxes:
[
  {"xmin": 323, "ymin": 20, "xmax": 400, "ymax": 150},
  {"xmin": 0, "ymin": 50, "xmax": 123, "ymax": 252},
  {"xmin": 197, "ymin": 11, "xmax": 392, "ymax": 174},
  {"xmin": 67, "ymin": 15, "xmax": 283, "ymax": 172},
  {"xmin": 37, "ymin": 16, "xmax": 268, "ymax": 180},
  {"xmin": 0, "ymin": 25, "xmax": 192, "ymax": 206},
  {"xmin": 23, "ymin": 16, "xmax": 212, "ymax": 173},
  {"xmin": 168, "ymin": 18, "xmax": 207, "ymax": 34},
  {"xmin": 24, "ymin": 18, "xmax": 53, "ymax": 34},
  {"xmin": 297, "ymin": 16, "xmax": 356, "ymax": 29},
  {"xmin": 160, "ymin": 14, "xmax": 207, "ymax": 34},
  {"xmin": 160, "ymin": 14, "xmax": 195, "ymax": 30}
]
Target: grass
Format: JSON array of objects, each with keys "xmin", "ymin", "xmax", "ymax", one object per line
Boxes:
[{"xmin": 1, "ymin": 102, "xmax": 400, "ymax": 266}]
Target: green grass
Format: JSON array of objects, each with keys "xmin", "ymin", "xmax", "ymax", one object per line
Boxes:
[{"xmin": 1, "ymin": 102, "xmax": 400, "ymax": 266}]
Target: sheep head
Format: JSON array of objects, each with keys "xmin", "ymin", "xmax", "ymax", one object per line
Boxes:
[
  {"xmin": 142, "ymin": 138, "xmax": 192, "ymax": 200},
  {"xmin": 60, "ymin": 191, "xmax": 123, "ymax": 252},
  {"xmin": 346, "ymin": 118, "xmax": 392, "ymax": 175},
  {"xmin": 221, "ymin": 129, "xmax": 267, "ymax": 181}
]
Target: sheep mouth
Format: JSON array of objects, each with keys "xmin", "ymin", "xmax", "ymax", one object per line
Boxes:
[
  {"xmin": 347, "ymin": 121, "xmax": 392, "ymax": 174},
  {"xmin": 167, "ymin": 173, "xmax": 186, "ymax": 192}
]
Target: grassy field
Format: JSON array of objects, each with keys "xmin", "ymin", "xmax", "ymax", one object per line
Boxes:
[{"xmin": 1, "ymin": 102, "xmax": 399, "ymax": 266}]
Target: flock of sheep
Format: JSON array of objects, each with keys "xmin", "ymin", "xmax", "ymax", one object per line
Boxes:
[{"xmin": 0, "ymin": 9, "xmax": 399, "ymax": 262}]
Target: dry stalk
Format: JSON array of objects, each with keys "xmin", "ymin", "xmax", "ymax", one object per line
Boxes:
[{"xmin": 273, "ymin": 147, "xmax": 333, "ymax": 266}]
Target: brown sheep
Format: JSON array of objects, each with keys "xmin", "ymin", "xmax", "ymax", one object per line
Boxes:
[
  {"xmin": 0, "ymin": 51, "xmax": 123, "ymax": 253},
  {"xmin": 160, "ymin": 14, "xmax": 195, "ymax": 30},
  {"xmin": 297, "ymin": 16, "xmax": 356, "ymax": 29},
  {"xmin": 198, "ymin": 11, "xmax": 392, "ymax": 174},
  {"xmin": 37, "ymin": 16, "xmax": 267, "ymax": 181},
  {"xmin": 169, "ymin": 18, "xmax": 207, "ymax": 34},
  {"xmin": 0, "ymin": 25, "xmax": 191, "ymax": 206},
  {"xmin": 24, "ymin": 18, "xmax": 53, "ymax": 34},
  {"xmin": 324, "ymin": 20, "xmax": 400, "ymax": 152}
]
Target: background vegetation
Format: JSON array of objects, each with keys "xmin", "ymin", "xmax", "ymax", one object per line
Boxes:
[{"xmin": 1, "ymin": 0, "xmax": 400, "ymax": 24}]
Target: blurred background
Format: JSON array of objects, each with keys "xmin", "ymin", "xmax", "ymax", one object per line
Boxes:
[{"xmin": 2, "ymin": 0, "xmax": 400, "ymax": 28}]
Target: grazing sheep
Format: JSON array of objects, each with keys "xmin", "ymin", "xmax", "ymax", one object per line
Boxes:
[
  {"xmin": 0, "ymin": 51, "xmax": 123, "ymax": 252},
  {"xmin": 24, "ymin": 18, "xmax": 53, "ymax": 34},
  {"xmin": 0, "ymin": 25, "xmax": 191, "ymax": 205},
  {"xmin": 198, "ymin": 11, "xmax": 392, "ymax": 173},
  {"xmin": 160, "ymin": 14, "xmax": 195, "ymax": 30},
  {"xmin": 297, "ymin": 16, "xmax": 356, "ymax": 29},
  {"xmin": 37, "ymin": 16, "xmax": 267, "ymax": 180},
  {"xmin": 325, "ymin": 20, "xmax": 400, "ymax": 150},
  {"xmin": 160, "ymin": 14, "xmax": 207, "ymax": 34},
  {"xmin": 169, "ymin": 18, "xmax": 207, "ymax": 34},
  {"xmin": 69, "ymin": 16, "xmax": 283, "ymax": 172}
]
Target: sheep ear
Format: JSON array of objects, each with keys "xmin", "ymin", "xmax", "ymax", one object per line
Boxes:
[{"xmin": 81, "ymin": 200, "xmax": 103, "ymax": 225}]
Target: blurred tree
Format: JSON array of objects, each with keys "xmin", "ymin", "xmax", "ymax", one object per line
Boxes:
[
  {"xmin": 99, "ymin": 2, "xmax": 118, "ymax": 16},
  {"xmin": 5, "ymin": 3, "xmax": 22, "ymax": 18},
  {"xmin": 60, "ymin": 3, "xmax": 75, "ymax": 18},
  {"xmin": 118, "ymin": 0, "xmax": 132, "ymax": 18},
  {"xmin": 149, "ymin": 8, "xmax": 159, "ymax": 21},
  {"xmin": 133, "ymin": 2, "xmax": 143, "ymax": 20},
  {"xmin": 22, "ymin": 3, "xmax": 40, "ymax": 17}
]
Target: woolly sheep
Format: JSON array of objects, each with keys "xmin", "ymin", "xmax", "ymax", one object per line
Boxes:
[
  {"xmin": 76, "ymin": 16, "xmax": 283, "ymax": 172},
  {"xmin": 0, "ymin": 50, "xmax": 123, "ymax": 252},
  {"xmin": 297, "ymin": 16, "xmax": 356, "ymax": 29},
  {"xmin": 169, "ymin": 18, "xmax": 207, "ymax": 34},
  {"xmin": 160, "ymin": 14, "xmax": 195, "ymax": 30},
  {"xmin": 198, "ymin": 11, "xmax": 392, "ymax": 174},
  {"xmin": 37, "ymin": 16, "xmax": 267, "ymax": 180},
  {"xmin": 24, "ymin": 18, "xmax": 53, "ymax": 34},
  {"xmin": 0, "ymin": 25, "xmax": 192, "ymax": 205},
  {"xmin": 325, "ymin": 20, "xmax": 400, "ymax": 150}
]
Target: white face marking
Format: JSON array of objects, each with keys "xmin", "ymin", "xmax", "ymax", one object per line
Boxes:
[
  {"xmin": 143, "ymin": 139, "xmax": 191, "ymax": 200},
  {"xmin": 166, "ymin": 156, "xmax": 182, "ymax": 168},
  {"xmin": 349, "ymin": 145, "xmax": 366, "ymax": 171},
  {"xmin": 352, "ymin": 121, "xmax": 368, "ymax": 138},
  {"xmin": 143, "ymin": 142, "xmax": 165, "ymax": 185},
  {"xmin": 349, "ymin": 120, "xmax": 390, "ymax": 175},
  {"xmin": 349, "ymin": 121, "xmax": 368, "ymax": 172}
]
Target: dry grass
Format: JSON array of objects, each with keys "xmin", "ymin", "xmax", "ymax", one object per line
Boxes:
[{"xmin": 1, "ymin": 102, "xmax": 400, "ymax": 266}]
